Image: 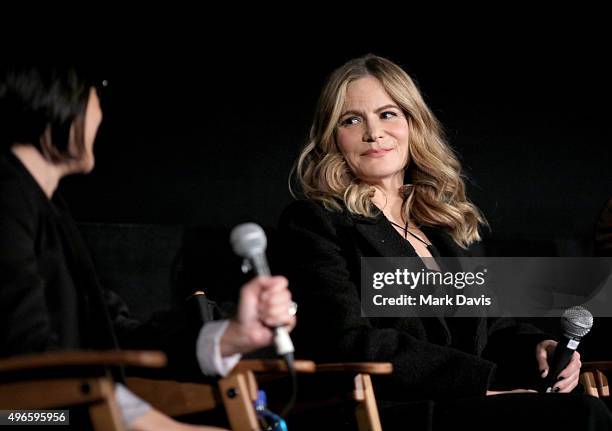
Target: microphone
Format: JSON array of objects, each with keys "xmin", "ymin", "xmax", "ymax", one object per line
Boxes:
[
  {"xmin": 543, "ymin": 306, "xmax": 593, "ymax": 392},
  {"xmin": 230, "ymin": 223, "xmax": 295, "ymax": 356}
]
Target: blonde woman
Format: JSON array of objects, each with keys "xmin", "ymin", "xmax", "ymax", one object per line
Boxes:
[{"xmin": 279, "ymin": 55, "xmax": 611, "ymax": 430}]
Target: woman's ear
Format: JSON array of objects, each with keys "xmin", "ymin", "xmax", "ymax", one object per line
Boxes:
[{"xmin": 67, "ymin": 119, "xmax": 79, "ymax": 158}]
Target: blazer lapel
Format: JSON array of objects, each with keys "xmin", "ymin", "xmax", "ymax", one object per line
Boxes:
[
  {"xmin": 351, "ymin": 214, "xmax": 417, "ymax": 258},
  {"xmin": 351, "ymin": 214, "xmax": 452, "ymax": 345}
]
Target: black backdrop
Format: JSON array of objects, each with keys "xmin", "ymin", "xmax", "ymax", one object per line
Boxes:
[{"xmin": 47, "ymin": 34, "xmax": 610, "ymax": 241}]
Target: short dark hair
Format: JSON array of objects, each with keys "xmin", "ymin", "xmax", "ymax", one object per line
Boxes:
[{"xmin": 0, "ymin": 65, "xmax": 95, "ymax": 160}]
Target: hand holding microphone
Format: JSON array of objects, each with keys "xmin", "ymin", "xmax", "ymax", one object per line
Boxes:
[
  {"xmin": 220, "ymin": 274, "xmax": 296, "ymax": 357},
  {"xmin": 537, "ymin": 306, "xmax": 592, "ymax": 393},
  {"xmin": 230, "ymin": 223, "xmax": 298, "ymax": 418},
  {"xmin": 229, "ymin": 223, "xmax": 295, "ymax": 357}
]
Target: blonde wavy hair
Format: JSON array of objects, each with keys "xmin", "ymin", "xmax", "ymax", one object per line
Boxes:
[{"xmin": 293, "ymin": 54, "xmax": 486, "ymax": 248}]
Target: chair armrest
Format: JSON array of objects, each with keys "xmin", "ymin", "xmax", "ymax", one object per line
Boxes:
[
  {"xmin": 231, "ymin": 359, "xmax": 316, "ymax": 375},
  {"xmin": 0, "ymin": 350, "xmax": 167, "ymax": 374},
  {"xmin": 316, "ymin": 362, "xmax": 393, "ymax": 375}
]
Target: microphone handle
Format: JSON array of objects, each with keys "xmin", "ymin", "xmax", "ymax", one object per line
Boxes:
[
  {"xmin": 251, "ymin": 252, "xmax": 295, "ymax": 355},
  {"xmin": 251, "ymin": 253, "xmax": 271, "ymax": 277},
  {"xmin": 542, "ymin": 336, "xmax": 579, "ymax": 392}
]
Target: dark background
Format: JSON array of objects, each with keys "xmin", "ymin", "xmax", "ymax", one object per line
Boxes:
[
  {"xmin": 41, "ymin": 30, "xmax": 610, "ymax": 241},
  {"xmin": 2, "ymin": 14, "xmax": 611, "ymax": 357}
]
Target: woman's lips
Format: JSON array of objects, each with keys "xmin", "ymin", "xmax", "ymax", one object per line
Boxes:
[{"xmin": 362, "ymin": 148, "xmax": 393, "ymax": 158}]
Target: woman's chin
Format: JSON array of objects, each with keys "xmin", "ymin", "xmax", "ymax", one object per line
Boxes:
[{"xmin": 83, "ymin": 159, "xmax": 95, "ymax": 174}]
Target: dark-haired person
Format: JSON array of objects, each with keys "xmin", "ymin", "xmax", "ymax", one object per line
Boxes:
[
  {"xmin": 279, "ymin": 54, "xmax": 612, "ymax": 430},
  {"xmin": 0, "ymin": 66, "xmax": 295, "ymax": 431}
]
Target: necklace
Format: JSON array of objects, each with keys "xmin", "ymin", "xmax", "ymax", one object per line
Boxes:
[
  {"xmin": 387, "ymin": 219, "xmax": 430, "ymax": 248},
  {"xmin": 387, "ymin": 219, "xmax": 408, "ymax": 238}
]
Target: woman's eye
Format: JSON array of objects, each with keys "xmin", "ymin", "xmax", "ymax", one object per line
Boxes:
[
  {"xmin": 340, "ymin": 116, "xmax": 361, "ymax": 126},
  {"xmin": 381, "ymin": 111, "xmax": 399, "ymax": 120}
]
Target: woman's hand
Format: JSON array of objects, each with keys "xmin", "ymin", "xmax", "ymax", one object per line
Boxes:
[
  {"xmin": 536, "ymin": 339, "xmax": 582, "ymax": 393},
  {"xmin": 220, "ymin": 276, "xmax": 296, "ymax": 356}
]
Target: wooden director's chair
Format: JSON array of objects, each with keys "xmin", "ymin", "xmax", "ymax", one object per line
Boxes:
[{"xmin": 0, "ymin": 350, "xmax": 393, "ymax": 431}]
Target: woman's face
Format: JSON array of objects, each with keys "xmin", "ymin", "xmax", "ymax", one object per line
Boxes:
[
  {"xmin": 335, "ymin": 76, "xmax": 409, "ymax": 186},
  {"xmin": 70, "ymin": 87, "xmax": 102, "ymax": 174}
]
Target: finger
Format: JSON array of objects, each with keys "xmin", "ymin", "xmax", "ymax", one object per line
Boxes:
[
  {"xmin": 553, "ymin": 368, "xmax": 580, "ymax": 393},
  {"xmin": 556, "ymin": 364, "xmax": 581, "ymax": 382},
  {"xmin": 535, "ymin": 347, "xmax": 550, "ymax": 378},
  {"xmin": 556, "ymin": 352, "xmax": 582, "ymax": 381},
  {"xmin": 564, "ymin": 373, "xmax": 581, "ymax": 392},
  {"xmin": 261, "ymin": 305, "xmax": 297, "ymax": 327},
  {"xmin": 260, "ymin": 302, "xmax": 295, "ymax": 321},
  {"xmin": 258, "ymin": 276, "xmax": 289, "ymax": 290},
  {"xmin": 258, "ymin": 297, "xmax": 293, "ymax": 320},
  {"xmin": 262, "ymin": 314, "xmax": 296, "ymax": 328},
  {"xmin": 241, "ymin": 277, "xmax": 265, "ymax": 299},
  {"xmin": 245, "ymin": 276, "xmax": 288, "ymax": 299},
  {"xmin": 553, "ymin": 372, "xmax": 579, "ymax": 393},
  {"xmin": 277, "ymin": 314, "xmax": 297, "ymax": 331},
  {"xmin": 260, "ymin": 290, "xmax": 292, "ymax": 307},
  {"xmin": 238, "ymin": 281, "xmax": 262, "ymax": 318}
]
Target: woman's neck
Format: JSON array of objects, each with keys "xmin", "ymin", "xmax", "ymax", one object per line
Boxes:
[
  {"xmin": 11, "ymin": 144, "xmax": 65, "ymax": 198},
  {"xmin": 370, "ymin": 177, "xmax": 407, "ymax": 225}
]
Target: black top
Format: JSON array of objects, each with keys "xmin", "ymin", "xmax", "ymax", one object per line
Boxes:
[
  {"xmin": 0, "ymin": 150, "xmax": 203, "ymax": 379},
  {"xmin": 278, "ymin": 199, "xmax": 549, "ymax": 402}
]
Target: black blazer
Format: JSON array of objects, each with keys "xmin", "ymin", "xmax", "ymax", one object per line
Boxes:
[
  {"xmin": 0, "ymin": 151, "xmax": 202, "ymax": 379},
  {"xmin": 278, "ymin": 200, "xmax": 548, "ymax": 402}
]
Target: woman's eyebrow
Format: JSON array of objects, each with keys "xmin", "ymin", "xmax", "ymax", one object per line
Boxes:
[{"xmin": 340, "ymin": 104, "xmax": 400, "ymax": 118}]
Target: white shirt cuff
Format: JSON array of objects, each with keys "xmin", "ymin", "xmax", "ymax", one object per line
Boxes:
[
  {"xmin": 196, "ymin": 319, "xmax": 242, "ymax": 376},
  {"xmin": 114, "ymin": 383, "xmax": 152, "ymax": 427}
]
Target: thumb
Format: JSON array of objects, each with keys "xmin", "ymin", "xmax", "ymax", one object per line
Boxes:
[
  {"xmin": 237, "ymin": 277, "xmax": 264, "ymax": 323},
  {"xmin": 536, "ymin": 343, "xmax": 551, "ymax": 379}
]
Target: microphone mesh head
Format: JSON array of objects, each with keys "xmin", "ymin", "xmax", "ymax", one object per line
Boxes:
[
  {"xmin": 230, "ymin": 223, "xmax": 267, "ymax": 258},
  {"xmin": 561, "ymin": 306, "xmax": 593, "ymax": 339}
]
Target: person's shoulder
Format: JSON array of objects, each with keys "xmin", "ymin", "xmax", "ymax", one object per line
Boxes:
[
  {"xmin": 0, "ymin": 155, "xmax": 36, "ymax": 215},
  {"xmin": 279, "ymin": 200, "xmax": 355, "ymax": 239},
  {"xmin": 0, "ymin": 156, "xmax": 24, "ymax": 200},
  {"xmin": 280, "ymin": 199, "xmax": 347, "ymax": 225},
  {"xmin": 282, "ymin": 199, "xmax": 329, "ymax": 215}
]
